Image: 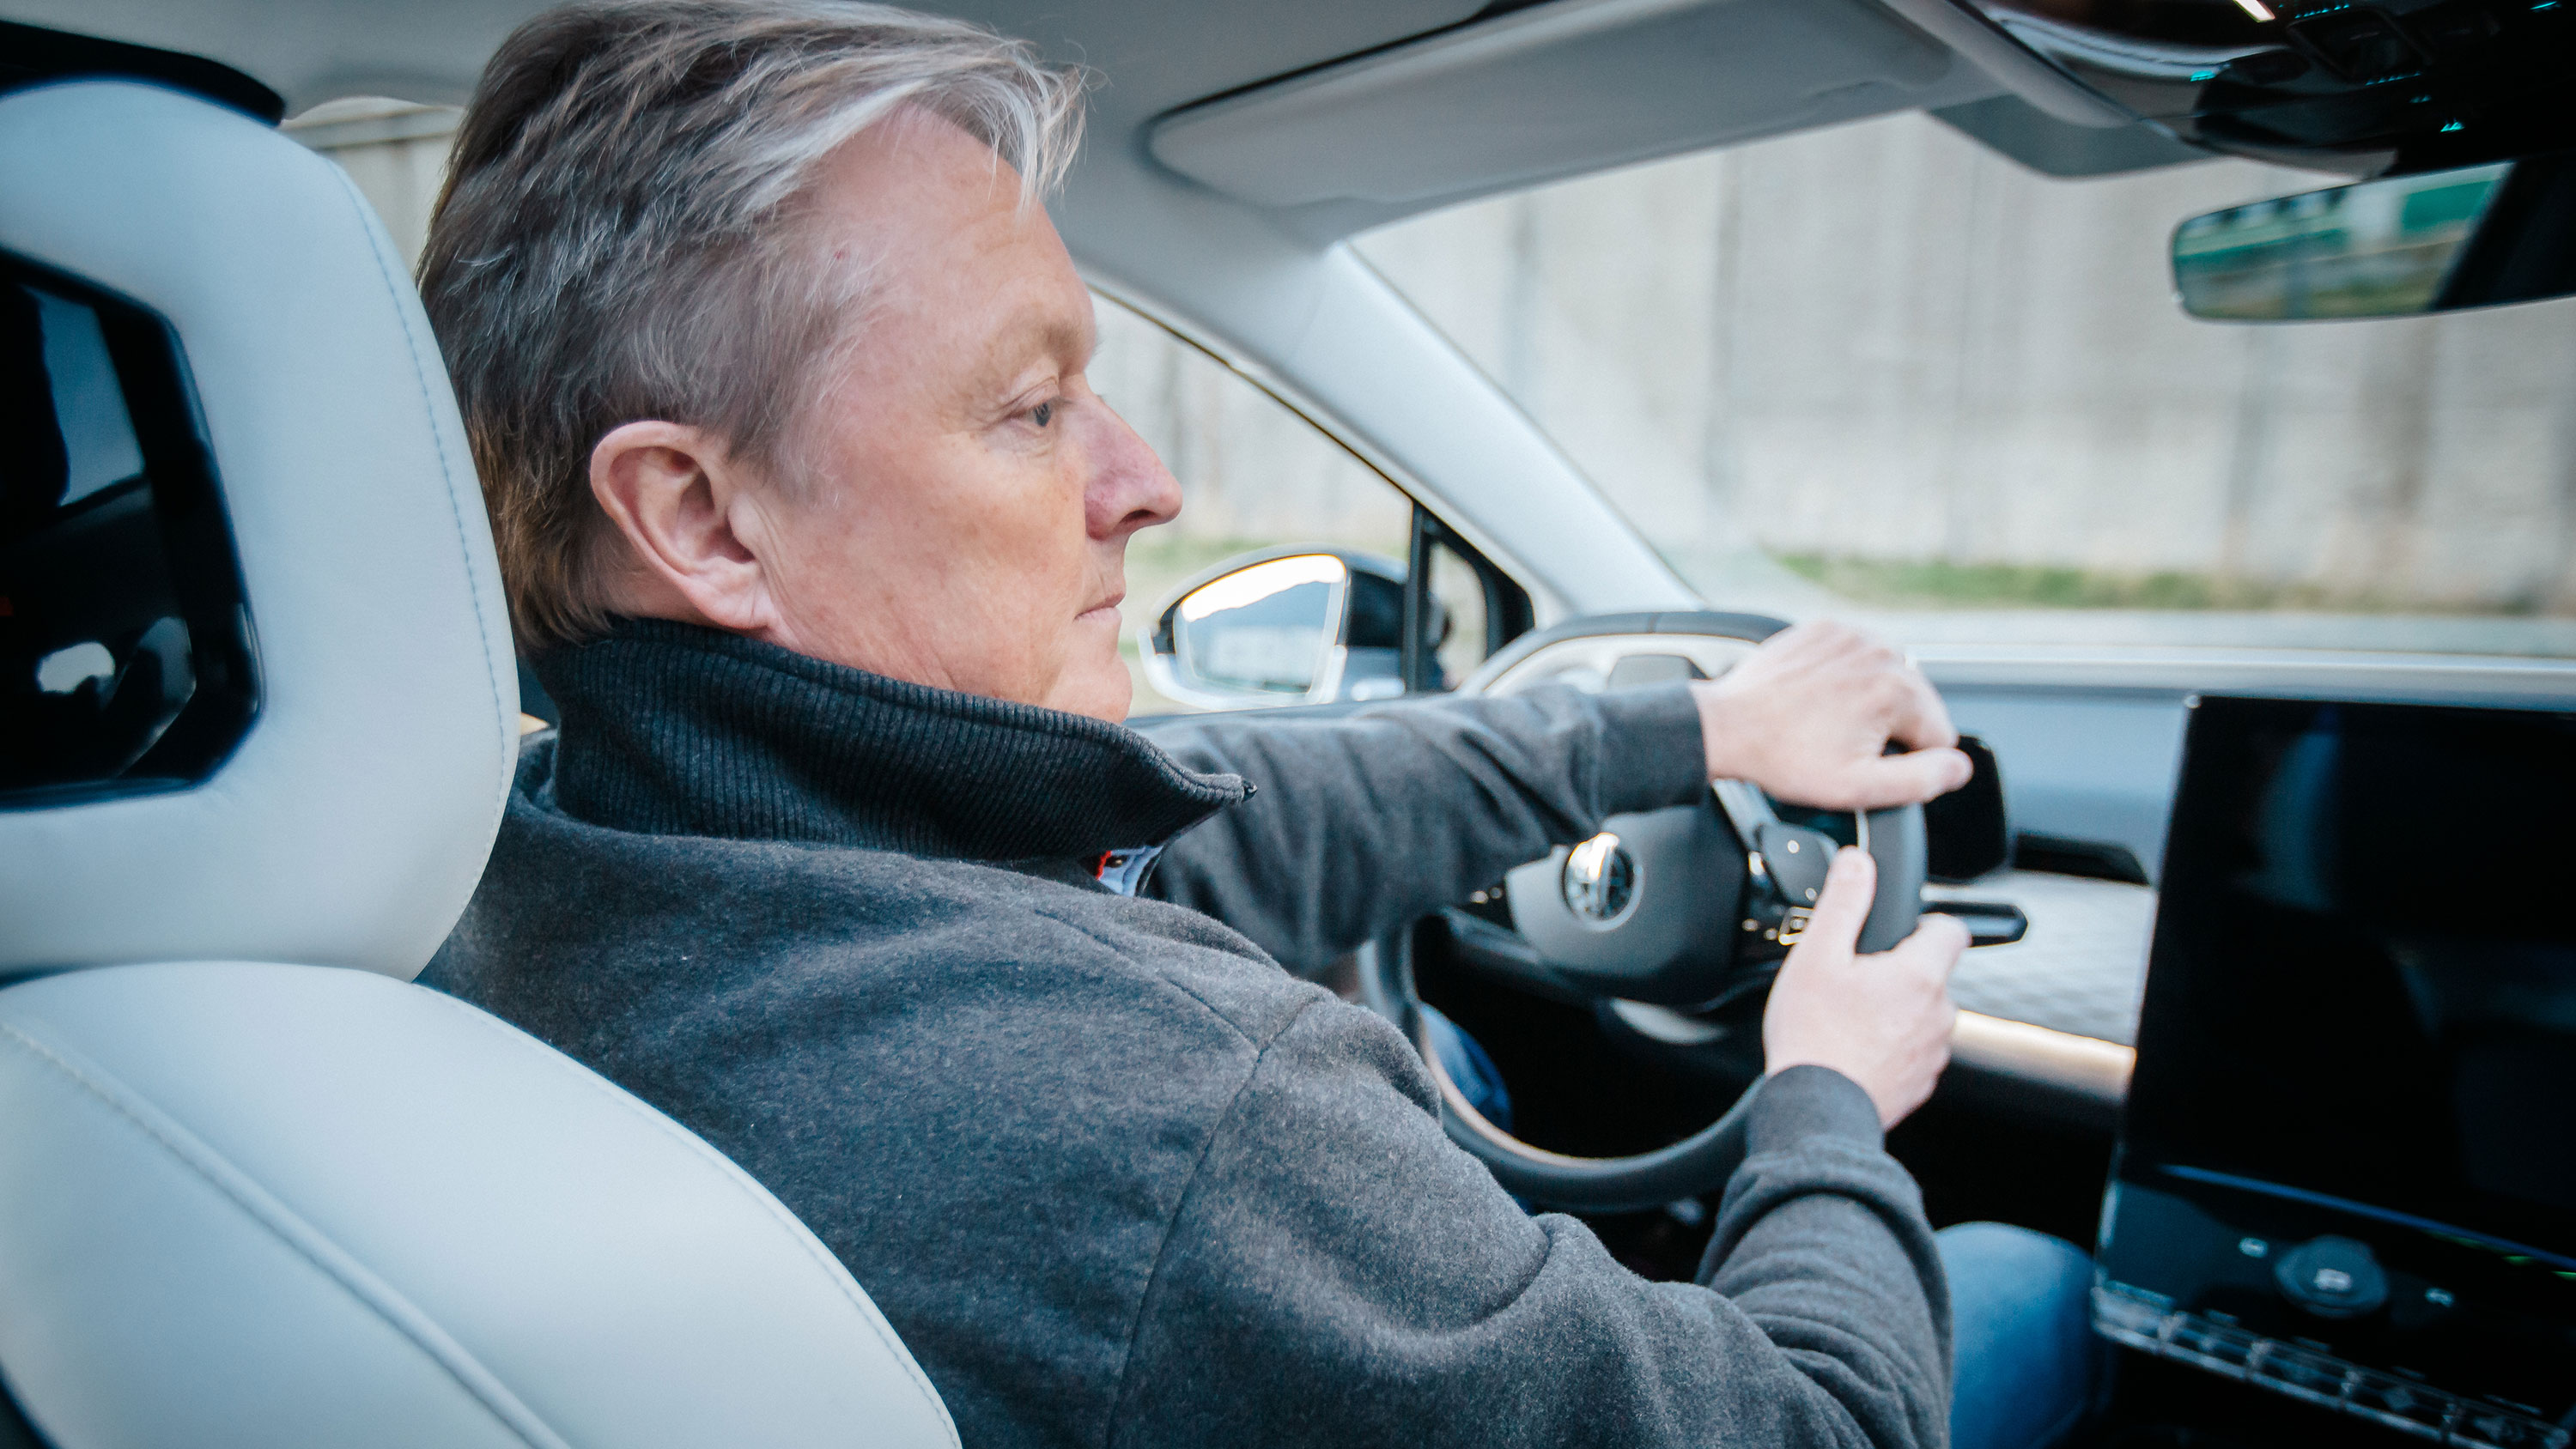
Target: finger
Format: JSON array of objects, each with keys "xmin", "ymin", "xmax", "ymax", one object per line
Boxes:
[
  {"xmin": 1885, "ymin": 661, "xmax": 1959, "ymax": 751},
  {"xmin": 1885, "ymin": 912, "xmax": 1971, "ymax": 974},
  {"xmin": 1794, "ymin": 846, "xmax": 1876, "ymax": 955},
  {"xmin": 1835, "ymin": 747, "xmax": 1974, "ymax": 809},
  {"xmin": 1781, "ymin": 618, "xmax": 1862, "ymax": 665},
  {"xmin": 1777, "ymin": 617, "xmax": 1842, "ymax": 648},
  {"xmin": 1923, "ymin": 1008, "xmax": 1957, "ymax": 1074}
]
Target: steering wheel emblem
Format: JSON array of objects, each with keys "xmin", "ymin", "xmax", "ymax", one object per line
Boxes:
[{"xmin": 1561, "ymin": 832, "xmax": 1639, "ymax": 927}]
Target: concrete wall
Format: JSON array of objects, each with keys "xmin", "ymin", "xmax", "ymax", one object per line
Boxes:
[{"xmin": 1355, "ymin": 112, "xmax": 2576, "ymax": 615}]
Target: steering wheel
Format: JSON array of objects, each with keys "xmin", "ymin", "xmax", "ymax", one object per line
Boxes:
[{"xmin": 1354, "ymin": 613, "xmax": 1926, "ymax": 1214}]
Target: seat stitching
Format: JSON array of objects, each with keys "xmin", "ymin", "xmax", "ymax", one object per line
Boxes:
[
  {"xmin": 322, "ymin": 162, "xmax": 513, "ymax": 843},
  {"xmin": 0, "ymin": 1017, "xmax": 567, "ymax": 1449},
  {"xmin": 395, "ymin": 980, "xmax": 960, "ymax": 1441}
]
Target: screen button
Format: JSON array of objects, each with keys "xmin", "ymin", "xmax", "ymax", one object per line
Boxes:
[{"xmin": 2275, "ymin": 1235, "xmax": 2391, "ymax": 1319}]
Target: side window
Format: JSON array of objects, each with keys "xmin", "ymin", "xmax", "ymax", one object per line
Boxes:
[{"xmin": 1091, "ymin": 293, "xmax": 1528, "ymax": 714}]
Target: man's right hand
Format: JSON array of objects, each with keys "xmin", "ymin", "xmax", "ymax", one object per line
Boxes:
[
  {"xmin": 1690, "ymin": 620, "xmax": 1971, "ymax": 810},
  {"xmin": 1761, "ymin": 846, "xmax": 1965, "ymax": 1128}
]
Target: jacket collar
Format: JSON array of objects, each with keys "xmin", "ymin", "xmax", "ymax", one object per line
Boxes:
[{"xmin": 531, "ymin": 619, "xmax": 1247, "ymax": 862}]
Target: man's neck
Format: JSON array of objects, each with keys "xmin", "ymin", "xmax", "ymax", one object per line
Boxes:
[{"xmin": 527, "ymin": 618, "xmax": 1244, "ymax": 862}]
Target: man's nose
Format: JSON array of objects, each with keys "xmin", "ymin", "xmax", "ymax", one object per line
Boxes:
[{"xmin": 1084, "ymin": 403, "xmax": 1182, "ymax": 539}]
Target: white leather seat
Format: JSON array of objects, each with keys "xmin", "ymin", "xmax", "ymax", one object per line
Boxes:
[{"xmin": 0, "ymin": 78, "xmax": 956, "ymax": 1449}]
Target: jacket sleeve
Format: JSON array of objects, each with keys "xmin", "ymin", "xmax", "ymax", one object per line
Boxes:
[
  {"xmin": 1107, "ymin": 999, "xmax": 1953, "ymax": 1449},
  {"xmin": 1138, "ymin": 682, "xmax": 1710, "ymax": 973}
]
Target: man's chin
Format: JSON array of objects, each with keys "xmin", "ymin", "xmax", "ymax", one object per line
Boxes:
[{"xmin": 1049, "ymin": 656, "xmax": 1134, "ymax": 725}]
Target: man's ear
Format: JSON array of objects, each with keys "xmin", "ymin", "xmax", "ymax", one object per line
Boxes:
[{"xmin": 586, "ymin": 420, "xmax": 778, "ymax": 634}]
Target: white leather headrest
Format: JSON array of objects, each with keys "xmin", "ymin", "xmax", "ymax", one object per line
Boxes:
[{"xmin": 0, "ymin": 81, "xmax": 517, "ymax": 980}]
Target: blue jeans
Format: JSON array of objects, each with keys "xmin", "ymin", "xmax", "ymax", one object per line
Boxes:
[
  {"xmin": 1943, "ymin": 1222, "xmax": 2104, "ymax": 1449},
  {"xmin": 1421, "ymin": 1004, "xmax": 1513, "ymax": 1129}
]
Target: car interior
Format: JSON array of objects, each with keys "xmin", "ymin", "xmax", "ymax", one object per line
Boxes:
[{"xmin": 2, "ymin": 2, "xmax": 2573, "ymax": 1447}]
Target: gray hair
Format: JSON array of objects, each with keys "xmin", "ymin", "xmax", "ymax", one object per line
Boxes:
[{"xmin": 419, "ymin": 0, "xmax": 1086, "ymax": 650}]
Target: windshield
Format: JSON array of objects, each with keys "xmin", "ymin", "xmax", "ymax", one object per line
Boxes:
[{"xmin": 1354, "ymin": 112, "xmax": 2576, "ymax": 657}]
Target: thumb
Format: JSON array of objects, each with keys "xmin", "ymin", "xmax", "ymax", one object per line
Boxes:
[
  {"xmin": 1840, "ymin": 747, "xmax": 1973, "ymax": 809},
  {"xmin": 1893, "ymin": 912, "xmax": 1973, "ymax": 973},
  {"xmin": 1795, "ymin": 846, "xmax": 1876, "ymax": 957}
]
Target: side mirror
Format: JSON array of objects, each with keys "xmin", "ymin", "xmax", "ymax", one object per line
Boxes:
[
  {"xmin": 1143, "ymin": 549, "xmax": 1431, "ymax": 710},
  {"xmin": 2172, "ymin": 151, "xmax": 2576, "ymax": 321}
]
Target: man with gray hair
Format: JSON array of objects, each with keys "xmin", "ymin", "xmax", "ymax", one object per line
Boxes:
[{"xmin": 422, "ymin": 4, "xmax": 2102, "ymax": 1448}]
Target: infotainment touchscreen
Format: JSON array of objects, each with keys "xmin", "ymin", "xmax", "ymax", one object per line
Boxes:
[{"xmin": 2097, "ymin": 695, "xmax": 2576, "ymax": 1447}]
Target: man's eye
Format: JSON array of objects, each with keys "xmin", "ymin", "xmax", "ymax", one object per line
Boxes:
[{"xmin": 1030, "ymin": 400, "xmax": 1055, "ymax": 428}]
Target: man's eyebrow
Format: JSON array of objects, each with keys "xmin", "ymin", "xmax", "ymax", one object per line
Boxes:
[{"xmin": 976, "ymin": 307, "xmax": 1092, "ymax": 391}]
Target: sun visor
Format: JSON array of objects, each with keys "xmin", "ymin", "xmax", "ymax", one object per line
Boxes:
[{"xmin": 1147, "ymin": 0, "xmax": 2024, "ymax": 237}]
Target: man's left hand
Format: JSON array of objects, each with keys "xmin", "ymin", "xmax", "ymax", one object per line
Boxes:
[{"xmin": 1688, "ymin": 621, "xmax": 1971, "ymax": 810}]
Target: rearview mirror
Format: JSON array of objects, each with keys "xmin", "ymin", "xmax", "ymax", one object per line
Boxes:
[
  {"xmin": 2172, "ymin": 152, "xmax": 2576, "ymax": 322},
  {"xmin": 1144, "ymin": 549, "xmax": 1428, "ymax": 710}
]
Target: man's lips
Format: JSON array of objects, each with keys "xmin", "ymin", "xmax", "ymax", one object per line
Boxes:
[{"xmin": 1077, "ymin": 592, "xmax": 1125, "ymax": 622}]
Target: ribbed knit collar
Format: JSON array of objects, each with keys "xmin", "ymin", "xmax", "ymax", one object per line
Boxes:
[{"xmin": 530, "ymin": 619, "xmax": 1249, "ymax": 862}]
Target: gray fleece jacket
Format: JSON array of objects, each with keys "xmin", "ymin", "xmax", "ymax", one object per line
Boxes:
[{"xmin": 424, "ymin": 620, "xmax": 1950, "ymax": 1449}]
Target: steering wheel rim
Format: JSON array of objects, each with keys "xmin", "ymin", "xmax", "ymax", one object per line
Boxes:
[
  {"xmin": 1357, "ymin": 613, "xmax": 1926, "ymax": 1213},
  {"xmin": 1356, "ymin": 926, "xmax": 1769, "ymax": 1215}
]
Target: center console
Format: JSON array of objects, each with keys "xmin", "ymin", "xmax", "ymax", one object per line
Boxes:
[{"xmin": 2095, "ymin": 695, "xmax": 2576, "ymax": 1449}]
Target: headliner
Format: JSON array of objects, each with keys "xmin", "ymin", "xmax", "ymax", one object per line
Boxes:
[{"xmin": 0, "ymin": 0, "xmax": 2186, "ymax": 237}]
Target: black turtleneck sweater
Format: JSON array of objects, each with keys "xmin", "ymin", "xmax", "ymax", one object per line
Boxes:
[{"xmin": 424, "ymin": 621, "xmax": 1949, "ymax": 1449}]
